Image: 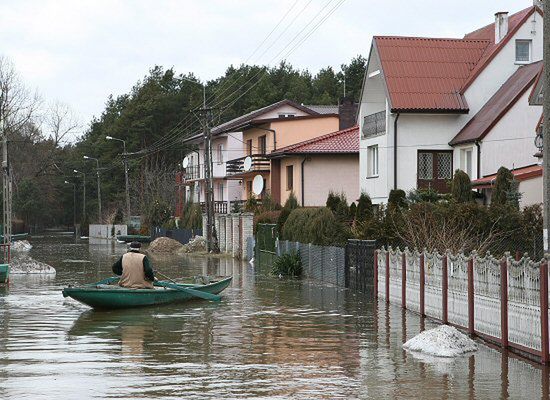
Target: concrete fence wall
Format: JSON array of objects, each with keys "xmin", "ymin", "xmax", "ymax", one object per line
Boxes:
[
  {"xmin": 89, "ymin": 224, "xmax": 127, "ymax": 239},
  {"xmin": 202, "ymin": 213, "xmax": 254, "ymax": 259}
]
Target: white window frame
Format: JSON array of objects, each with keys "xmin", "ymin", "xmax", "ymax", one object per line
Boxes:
[
  {"xmin": 218, "ymin": 182, "xmax": 224, "ymax": 201},
  {"xmin": 217, "ymin": 144, "xmax": 224, "ymax": 164},
  {"xmin": 515, "ymin": 39, "xmax": 532, "ymax": 64},
  {"xmin": 278, "ymin": 113, "xmax": 296, "ymax": 118},
  {"xmin": 367, "ymin": 145, "xmax": 379, "ymax": 177},
  {"xmin": 460, "ymin": 148, "xmax": 473, "ymax": 178}
]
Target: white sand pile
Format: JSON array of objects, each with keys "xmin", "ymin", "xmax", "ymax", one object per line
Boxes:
[
  {"xmin": 403, "ymin": 325, "xmax": 477, "ymax": 357},
  {"xmin": 177, "ymin": 236, "xmax": 207, "ymax": 254},
  {"xmin": 11, "ymin": 240, "xmax": 32, "ymax": 252},
  {"xmin": 10, "ymin": 255, "xmax": 56, "ymax": 275},
  {"xmin": 147, "ymin": 237, "xmax": 184, "ymax": 254}
]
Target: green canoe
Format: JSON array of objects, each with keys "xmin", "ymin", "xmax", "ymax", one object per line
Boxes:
[
  {"xmin": 116, "ymin": 235, "xmax": 152, "ymax": 243},
  {"xmin": 62, "ymin": 276, "xmax": 232, "ymax": 310},
  {"xmin": 0, "ymin": 263, "xmax": 9, "ymax": 284}
]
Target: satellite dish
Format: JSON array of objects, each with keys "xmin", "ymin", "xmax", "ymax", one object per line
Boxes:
[
  {"xmin": 252, "ymin": 175, "xmax": 264, "ymax": 196},
  {"xmin": 243, "ymin": 156, "xmax": 252, "ymax": 172},
  {"xmin": 182, "ymin": 156, "xmax": 189, "ymax": 168}
]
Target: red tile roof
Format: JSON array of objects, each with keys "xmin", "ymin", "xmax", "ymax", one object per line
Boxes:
[
  {"xmin": 450, "ymin": 61, "xmax": 542, "ymax": 145},
  {"xmin": 472, "ymin": 164, "xmax": 542, "ymax": 189},
  {"xmin": 375, "ymin": 36, "xmax": 490, "ymax": 113},
  {"xmin": 269, "ymin": 125, "xmax": 359, "ymax": 156},
  {"xmin": 374, "ymin": 6, "xmax": 541, "ymax": 113},
  {"xmin": 461, "ymin": 6, "xmax": 541, "ymax": 92}
]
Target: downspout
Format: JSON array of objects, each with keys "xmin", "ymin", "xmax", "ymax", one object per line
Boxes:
[
  {"xmin": 301, "ymin": 157, "xmax": 307, "ymax": 206},
  {"xmin": 393, "ymin": 113, "xmax": 400, "ymax": 190},
  {"xmin": 475, "ymin": 141, "xmax": 481, "ymax": 180}
]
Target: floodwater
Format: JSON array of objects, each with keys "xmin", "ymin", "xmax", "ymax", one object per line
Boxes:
[{"xmin": 0, "ymin": 235, "xmax": 548, "ymax": 399}]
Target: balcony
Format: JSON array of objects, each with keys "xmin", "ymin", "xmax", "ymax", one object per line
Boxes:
[
  {"xmin": 362, "ymin": 111, "xmax": 386, "ymax": 138},
  {"xmin": 182, "ymin": 165, "xmax": 202, "ymax": 181},
  {"xmin": 226, "ymin": 154, "xmax": 270, "ymax": 177},
  {"xmin": 200, "ymin": 201, "xmax": 229, "ymax": 214}
]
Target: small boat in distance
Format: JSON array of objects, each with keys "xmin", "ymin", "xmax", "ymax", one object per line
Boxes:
[
  {"xmin": 62, "ymin": 276, "xmax": 232, "ymax": 310},
  {"xmin": 116, "ymin": 234, "xmax": 152, "ymax": 243},
  {"xmin": 0, "ymin": 263, "xmax": 8, "ymax": 284}
]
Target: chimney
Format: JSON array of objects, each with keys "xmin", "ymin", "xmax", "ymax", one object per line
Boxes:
[
  {"xmin": 495, "ymin": 12, "xmax": 509, "ymax": 44},
  {"xmin": 338, "ymin": 97, "xmax": 358, "ymax": 130},
  {"xmin": 534, "ymin": 0, "xmax": 543, "ymax": 10}
]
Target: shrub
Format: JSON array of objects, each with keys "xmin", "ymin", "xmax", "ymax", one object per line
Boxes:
[
  {"xmin": 349, "ymin": 202, "xmax": 357, "ymax": 220},
  {"xmin": 388, "ymin": 189, "xmax": 407, "ymax": 210},
  {"xmin": 326, "ymin": 191, "xmax": 340, "ymax": 211},
  {"xmin": 283, "ymin": 207, "xmax": 349, "ymax": 246},
  {"xmin": 355, "ymin": 192, "xmax": 373, "ymax": 221},
  {"xmin": 493, "ymin": 166, "xmax": 514, "ymax": 206},
  {"xmin": 180, "ymin": 202, "xmax": 202, "ymax": 229},
  {"xmin": 272, "ymin": 251, "xmax": 303, "ymax": 277},
  {"xmin": 450, "ymin": 169, "xmax": 473, "ymax": 203},
  {"xmin": 147, "ymin": 197, "xmax": 172, "ymax": 227},
  {"xmin": 277, "ymin": 191, "xmax": 300, "ymax": 232},
  {"xmin": 284, "ymin": 191, "xmax": 299, "ymax": 209},
  {"xmin": 407, "ymin": 188, "xmax": 441, "ymax": 204},
  {"xmin": 254, "ymin": 210, "xmax": 282, "ymax": 233},
  {"xmin": 244, "ymin": 195, "xmax": 259, "ymax": 213}
]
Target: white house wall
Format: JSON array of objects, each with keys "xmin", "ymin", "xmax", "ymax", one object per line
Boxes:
[
  {"xmin": 519, "ymin": 176, "xmax": 542, "ymax": 207},
  {"xmin": 479, "ymin": 89, "xmax": 541, "ymax": 176}
]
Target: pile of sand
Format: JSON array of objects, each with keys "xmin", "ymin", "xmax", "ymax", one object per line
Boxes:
[
  {"xmin": 11, "ymin": 240, "xmax": 32, "ymax": 252},
  {"xmin": 11, "ymin": 255, "xmax": 56, "ymax": 275},
  {"xmin": 177, "ymin": 236, "xmax": 207, "ymax": 254},
  {"xmin": 147, "ymin": 237, "xmax": 184, "ymax": 254}
]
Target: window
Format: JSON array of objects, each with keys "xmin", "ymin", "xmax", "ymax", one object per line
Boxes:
[
  {"xmin": 286, "ymin": 165, "xmax": 294, "ymax": 190},
  {"xmin": 218, "ymin": 182, "xmax": 224, "ymax": 201},
  {"xmin": 247, "ymin": 139, "xmax": 253, "ymax": 155},
  {"xmin": 417, "ymin": 150, "xmax": 453, "ymax": 193},
  {"xmin": 217, "ymin": 144, "xmax": 224, "ymax": 164},
  {"xmin": 367, "ymin": 145, "xmax": 379, "ymax": 177},
  {"xmin": 460, "ymin": 148, "xmax": 473, "ymax": 177},
  {"xmin": 258, "ymin": 135, "xmax": 267, "ymax": 154},
  {"xmin": 246, "ymin": 180, "xmax": 252, "ymax": 196},
  {"xmin": 516, "ymin": 40, "xmax": 531, "ymax": 63},
  {"xmin": 278, "ymin": 113, "xmax": 296, "ymax": 118}
]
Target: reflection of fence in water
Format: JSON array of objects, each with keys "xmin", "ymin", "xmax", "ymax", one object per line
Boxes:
[{"xmin": 377, "ymin": 247, "xmax": 549, "ymax": 364}]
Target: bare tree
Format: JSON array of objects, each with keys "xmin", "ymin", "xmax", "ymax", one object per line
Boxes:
[{"xmin": 45, "ymin": 100, "xmax": 80, "ymax": 146}]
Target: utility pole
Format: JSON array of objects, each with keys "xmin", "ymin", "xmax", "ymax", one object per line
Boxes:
[
  {"xmin": 65, "ymin": 180, "xmax": 76, "ymax": 231},
  {"xmin": 106, "ymin": 136, "xmax": 131, "ymax": 221},
  {"xmin": 1, "ymin": 104, "xmax": 11, "ymax": 263},
  {"xmin": 74, "ymin": 169, "xmax": 86, "ymax": 221},
  {"xmin": 84, "ymin": 156, "xmax": 101, "ymax": 223},
  {"xmin": 544, "ymin": 0, "xmax": 550, "ymax": 251}
]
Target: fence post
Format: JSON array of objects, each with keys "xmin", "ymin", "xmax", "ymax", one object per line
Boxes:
[
  {"xmin": 401, "ymin": 252, "xmax": 406, "ymax": 309},
  {"xmin": 374, "ymin": 249, "xmax": 378, "ymax": 299},
  {"xmin": 468, "ymin": 258, "xmax": 475, "ymax": 336},
  {"xmin": 420, "ymin": 252, "xmax": 425, "ymax": 317},
  {"xmin": 344, "ymin": 242, "xmax": 349, "ymax": 288},
  {"xmin": 500, "ymin": 257, "xmax": 508, "ymax": 349},
  {"xmin": 385, "ymin": 250, "xmax": 390, "ymax": 303},
  {"xmin": 308, "ymin": 243, "xmax": 313, "ymax": 279},
  {"xmin": 540, "ymin": 261, "xmax": 549, "ymax": 364},
  {"xmin": 442, "ymin": 253, "xmax": 448, "ymax": 325}
]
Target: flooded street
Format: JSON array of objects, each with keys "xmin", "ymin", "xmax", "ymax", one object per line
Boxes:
[{"xmin": 0, "ymin": 235, "xmax": 548, "ymax": 399}]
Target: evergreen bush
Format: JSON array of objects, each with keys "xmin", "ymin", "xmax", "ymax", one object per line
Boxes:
[
  {"xmin": 493, "ymin": 166, "xmax": 514, "ymax": 206},
  {"xmin": 282, "ymin": 207, "xmax": 348, "ymax": 246},
  {"xmin": 272, "ymin": 251, "xmax": 303, "ymax": 277},
  {"xmin": 355, "ymin": 192, "xmax": 373, "ymax": 221},
  {"xmin": 388, "ymin": 189, "xmax": 407, "ymax": 209}
]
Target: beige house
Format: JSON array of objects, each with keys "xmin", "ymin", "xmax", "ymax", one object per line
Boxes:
[{"xmin": 269, "ymin": 125, "xmax": 359, "ymax": 206}]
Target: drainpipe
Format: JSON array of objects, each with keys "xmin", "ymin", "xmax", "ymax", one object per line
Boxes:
[
  {"xmin": 393, "ymin": 113, "xmax": 400, "ymax": 190},
  {"xmin": 475, "ymin": 141, "xmax": 481, "ymax": 180},
  {"xmin": 301, "ymin": 157, "xmax": 308, "ymax": 206},
  {"xmin": 254, "ymin": 126, "xmax": 277, "ymax": 151}
]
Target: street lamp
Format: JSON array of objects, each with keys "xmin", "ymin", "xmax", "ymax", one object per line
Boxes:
[
  {"xmin": 73, "ymin": 169, "xmax": 86, "ymax": 222},
  {"xmin": 83, "ymin": 155, "xmax": 101, "ymax": 223},
  {"xmin": 106, "ymin": 135, "xmax": 130, "ymax": 222},
  {"xmin": 64, "ymin": 180, "xmax": 76, "ymax": 233}
]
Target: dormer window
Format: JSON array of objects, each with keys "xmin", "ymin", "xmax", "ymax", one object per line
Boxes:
[{"xmin": 515, "ymin": 40, "xmax": 531, "ymax": 63}]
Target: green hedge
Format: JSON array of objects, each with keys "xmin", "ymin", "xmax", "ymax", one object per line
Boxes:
[{"xmin": 282, "ymin": 207, "xmax": 348, "ymax": 246}]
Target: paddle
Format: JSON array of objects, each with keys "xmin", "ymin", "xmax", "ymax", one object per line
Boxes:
[{"xmin": 154, "ymin": 271, "xmax": 221, "ymax": 302}]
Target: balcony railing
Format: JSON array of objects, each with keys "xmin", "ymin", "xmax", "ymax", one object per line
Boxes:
[
  {"xmin": 362, "ymin": 111, "xmax": 386, "ymax": 137},
  {"xmin": 200, "ymin": 201, "xmax": 229, "ymax": 214},
  {"xmin": 226, "ymin": 154, "xmax": 270, "ymax": 176},
  {"xmin": 182, "ymin": 165, "xmax": 202, "ymax": 181}
]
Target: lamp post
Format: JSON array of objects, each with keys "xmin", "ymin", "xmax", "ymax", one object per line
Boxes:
[
  {"xmin": 64, "ymin": 180, "xmax": 76, "ymax": 232},
  {"xmin": 73, "ymin": 169, "xmax": 86, "ymax": 222},
  {"xmin": 83, "ymin": 155, "xmax": 101, "ymax": 223},
  {"xmin": 106, "ymin": 135, "xmax": 130, "ymax": 222}
]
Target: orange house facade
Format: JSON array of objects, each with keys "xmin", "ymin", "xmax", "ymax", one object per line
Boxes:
[{"xmin": 225, "ymin": 115, "xmax": 340, "ymax": 203}]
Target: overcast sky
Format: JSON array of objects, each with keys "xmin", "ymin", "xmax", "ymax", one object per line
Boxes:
[{"xmin": 0, "ymin": 0, "xmax": 529, "ymax": 137}]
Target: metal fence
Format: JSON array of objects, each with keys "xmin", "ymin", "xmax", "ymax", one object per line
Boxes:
[
  {"xmin": 152, "ymin": 227, "xmax": 202, "ymax": 244},
  {"xmin": 276, "ymin": 240, "xmax": 346, "ymax": 286},
  {"xmin": 345, "ymin": 239, "xmax": 376, "ymax": 292},
  {"xmin": 378, "ymin": 247, "xmax": 550, "ymax": 364}
]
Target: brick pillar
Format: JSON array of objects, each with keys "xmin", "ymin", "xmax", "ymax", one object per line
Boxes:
[
  {"xmin": 218, "ymin": 215, "xmax": 226, "ymax": 252},
  {"xmin": 232, "ymin": 214, "xmax": 240, "ymax": 258},
  {"xmin": 240, "ymin": 213, "xmax": 254, "ymax": 260},
  {"xmin": 225, "ymin": 214, "xmax": 233, "ymax": 253},
  {"xmin": 202, "ymin": 214, "xmax": 207, "ymax": 237}
]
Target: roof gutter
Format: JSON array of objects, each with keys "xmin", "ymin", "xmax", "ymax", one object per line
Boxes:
[
  {"xmin": 394, "ymin": 113, "xmax": 400, "ymax": 190},
  {"xmin": 475, "ymin": 141, "xmax": 481, "ymax": 180}
]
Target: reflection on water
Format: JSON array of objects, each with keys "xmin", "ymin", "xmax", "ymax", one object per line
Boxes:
[{"xmin": 0, "ymin": 234, "xmax": 548, "ymax": 399}]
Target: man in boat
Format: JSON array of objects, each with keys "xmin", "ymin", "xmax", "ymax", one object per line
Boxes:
[{"xmin": 112, "ymin": 241, "xmax": 155, "ymax": 289}]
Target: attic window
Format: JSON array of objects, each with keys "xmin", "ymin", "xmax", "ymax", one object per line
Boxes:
[
  {"xmin": 278, "ymin": 113, "xmax": 296, "ymax": 118},
  {"xmin": 515, "ymin": 40, "xmax": 531, "ymax": 63}
]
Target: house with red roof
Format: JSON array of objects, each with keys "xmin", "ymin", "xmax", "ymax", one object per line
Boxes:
[
  {"xmin": 359, "ymin": 3, "xmax": 544, "ymax": 205},
  {"xmin": 269, "ymin": 125, "xmax": 359, "ymax": 206}
]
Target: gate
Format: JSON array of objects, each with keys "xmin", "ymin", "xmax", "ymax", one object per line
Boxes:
[
  {"xmin": 255, "ymin": 224, "xmax": 278, "ymax": 267},
  {"xmin": 345, "ymin": 239, "xmax": 376, "ymax": 292}
]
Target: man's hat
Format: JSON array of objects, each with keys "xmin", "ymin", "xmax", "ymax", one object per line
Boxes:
[{"xmin": 129, "ymin": 241, "xmax": 141, "ymax": 250}]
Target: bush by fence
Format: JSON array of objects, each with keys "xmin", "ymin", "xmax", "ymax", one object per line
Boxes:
[{"xmin": 377, "ymin": 246, "xmax": 550, "ymax": 364}]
